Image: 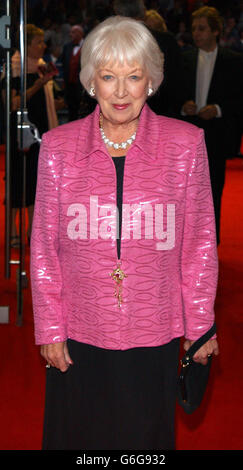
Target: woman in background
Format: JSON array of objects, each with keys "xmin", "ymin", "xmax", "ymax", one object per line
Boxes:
[
  {"xmin": 9, "ymin": 24, "xmax": 58, "ymax": 247},
  {"xmin": 144, "ymin": 9, "xmax": 168, "ymax": 33}
]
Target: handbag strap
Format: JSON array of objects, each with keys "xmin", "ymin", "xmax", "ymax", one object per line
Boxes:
[{"xmin": 181, "ymin": 322, "xmax": 217, "ymax": 365}]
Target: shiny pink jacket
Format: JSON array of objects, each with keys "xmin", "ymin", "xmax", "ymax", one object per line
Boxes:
[{"xmin": 30, "ymin": 104, "xmax": 218, "ymax": 348}]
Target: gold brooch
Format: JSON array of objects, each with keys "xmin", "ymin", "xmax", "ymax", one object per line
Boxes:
[{"xmin": 110, "ymin": 263, "xmax": 127, "ymax": 308}]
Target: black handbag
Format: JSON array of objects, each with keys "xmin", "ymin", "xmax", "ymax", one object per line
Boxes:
[{"xmin": 177, "ymin": 322, "xmax": 217, "ymax": 414}]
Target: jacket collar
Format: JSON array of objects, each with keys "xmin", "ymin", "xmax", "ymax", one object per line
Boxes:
[
  {"xmin": 133, "ymin": 103, "xmax": 160, "ymax": 159},
  {"xmin": 76, "ymin": 103, "xmax": 160, "ymax": 161}
]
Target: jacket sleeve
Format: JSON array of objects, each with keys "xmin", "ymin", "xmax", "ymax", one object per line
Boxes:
[
  {"xmin": 30, "ymin": 132, "xmax": 67, "ymax": 345},
  {"xmin": 181, "ymin": 128, "xmax": 218, "ymax": 340}
]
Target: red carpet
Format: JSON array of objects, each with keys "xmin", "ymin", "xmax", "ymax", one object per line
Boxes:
[{"xmin": 0, "ymin": 145, "xmax": 243, "ymax": 450}]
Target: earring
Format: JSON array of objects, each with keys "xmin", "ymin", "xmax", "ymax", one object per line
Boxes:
[
  {"xmin": 89, "ymin": 87, "xmax": 95, "ymax": 97},
  {"xmin": 147, "ymin": 87, "xmax": 153, "ymax": 97}
]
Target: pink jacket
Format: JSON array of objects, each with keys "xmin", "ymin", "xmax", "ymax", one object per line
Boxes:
[{"xmin": 30, "ymin": 104, "xmax": 218, "ymax": 348}]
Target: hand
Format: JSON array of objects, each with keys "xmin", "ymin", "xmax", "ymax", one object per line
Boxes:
[
  {"xmin": 182, "ymin": 100, "xmax": 197, "ymax": 116},
  {"xmin": 183, "ymin": 338, "xmax": 219, "ymax": 366},
  {"xmin": 197, "ymin": 105, "xmax": 218, "ymax": 120},
  {"xmin": 26, "ymin": 74, "xmax": 54, "ymax": 102},
  {"xmin": 40, "ymin": 341, "xmax": 73, "ymax": 372},
  {"xmin": 35, "ymin": 73, "xmax": 53, "ymax": 88}
]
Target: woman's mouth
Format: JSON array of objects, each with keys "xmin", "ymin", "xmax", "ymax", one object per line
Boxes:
[{"xmin": 112, "ymin": 104, "xmax": 130, "ymax": 110}]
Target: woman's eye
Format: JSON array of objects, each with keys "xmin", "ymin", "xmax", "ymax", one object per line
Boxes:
[
  {"xmin": 130, "ymin": 75, "xmax": 139, "ymax": 80},
  {"xmin": 102, "ymin": 75, "xmax": 113, "ymax": 81}
]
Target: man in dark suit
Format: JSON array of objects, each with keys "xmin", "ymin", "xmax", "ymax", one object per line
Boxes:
[
  {"xmin": 60, "ymin": 25, "xmax": 84, "ymax": 121},
  {"xmin": 113, "ymin": 0, "xmax": 184, "ymax": 117},
  {"xmin": 181, "ymin": 6, "xmax": 243, "ymax": 244}
]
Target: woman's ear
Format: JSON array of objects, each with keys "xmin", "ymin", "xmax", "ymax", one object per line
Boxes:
[{"xmin": 147, "ymin": 81, "xmax": 154, "ymax": 97}]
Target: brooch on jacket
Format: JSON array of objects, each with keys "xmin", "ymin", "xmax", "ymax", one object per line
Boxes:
[{"xmin": 110, "ymin": 263, "xmax": 127, "ymax": 308}]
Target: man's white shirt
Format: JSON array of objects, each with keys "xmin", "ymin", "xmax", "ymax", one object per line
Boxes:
[
  {"xmin": 182, "ymin": 45, "xmax": 222, "ymax": 117},
  {"xmin": 195, "ymin": 46, "xmax": 221, "ymax": 117},
  {"xmin": 73, "ymin": 39, "xmax": 84, "ymax": 56}
]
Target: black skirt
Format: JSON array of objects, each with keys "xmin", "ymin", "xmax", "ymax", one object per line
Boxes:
[{"xmin": 42, "ymin": 338, "xmax": 180, "ymax": 450}]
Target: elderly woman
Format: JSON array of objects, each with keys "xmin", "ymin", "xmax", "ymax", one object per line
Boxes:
[{"xmin": 31, "ymin": 16, "xmax": 219, "ymax": 450}]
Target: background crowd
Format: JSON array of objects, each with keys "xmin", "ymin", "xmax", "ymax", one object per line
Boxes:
[
  {"xmin": 2, "ymin": 0, "xmax": 243, "ymax": 125},
  {"xmin": 7, "ymin": 1, "xmax": 243, "ymax": 53}
]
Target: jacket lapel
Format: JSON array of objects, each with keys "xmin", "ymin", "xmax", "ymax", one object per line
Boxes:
[
  {"xmin": 207, "ymin": 47, "xmax": 222, "ymax": 104},
  {"xmin": 191, "ymin": 49, "xmax": 198, "ymax": 100},
  {"xmin": 183, "ymin": 48, "xmax": 198, "ymax": 101}
]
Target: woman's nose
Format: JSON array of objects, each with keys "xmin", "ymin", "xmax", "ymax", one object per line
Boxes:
[{"xmin": 115, "ymin": 79, "xmax": 127, "ymax": 98}]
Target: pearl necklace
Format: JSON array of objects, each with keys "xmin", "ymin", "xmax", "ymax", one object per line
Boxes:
[{"xmin": 99, "ymin": 116, "xmax": 136, "ymax": 150}]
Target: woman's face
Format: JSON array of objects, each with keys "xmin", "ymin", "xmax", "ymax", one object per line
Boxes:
[
  {"xmin": 28, "ymin": 35, "xmax": 46, "ymax": 59},
  {"xmin": 92, "ymin": 60, "xmax": 151, "ymax": 127}
]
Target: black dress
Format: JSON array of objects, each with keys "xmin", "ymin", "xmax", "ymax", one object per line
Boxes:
[
  {"xmin": 10, "ymin": 74, "xmax": 49, "ymax": 208},
  {"xmin": 42, "ymin": 156, "xmax": 180, "ymax": 450}
]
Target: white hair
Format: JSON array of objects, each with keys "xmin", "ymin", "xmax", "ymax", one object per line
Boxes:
[{"xmin": 80, "ymin": 16, "xmax": 164, "ymax": 95}]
